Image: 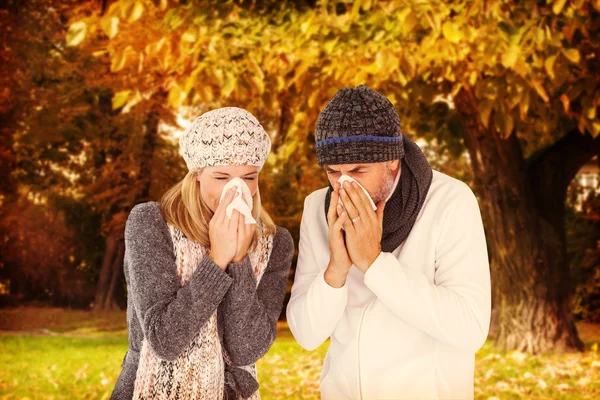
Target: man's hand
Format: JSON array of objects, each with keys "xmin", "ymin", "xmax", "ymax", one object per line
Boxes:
[
  {"xmin": 339, "ymin": 180, "xmax": 386, "ymax": 273},
  {"xmin": 324, "ymin": 183, "xmax": 352, "ymax": 288}
]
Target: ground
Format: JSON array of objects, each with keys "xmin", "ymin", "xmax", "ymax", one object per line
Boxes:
[{"xmin": 0, "ymin": 307, "xmax": 599, "ymax": 399}]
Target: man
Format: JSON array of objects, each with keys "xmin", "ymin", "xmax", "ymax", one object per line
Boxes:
[{"xmin": 287, "ymin": 85, "xmax": 491, "ymax": 400}]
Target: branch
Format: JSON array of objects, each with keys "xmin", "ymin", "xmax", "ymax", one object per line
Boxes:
[
  {"xmin": 528, "ymin": 129, "xmax": 600, "ymax": 233},
  {"xmin": 101, "ymin": 0, "xmax": 109, "ymax": 16},
  {"xmin": 529, "ymin": 129, "xmax": 600, "ymax": 192}
]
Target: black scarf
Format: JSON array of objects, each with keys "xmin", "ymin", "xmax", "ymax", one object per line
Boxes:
[{"xmin": 324, "ymin": 136, "xmax": 433, "ymax": 252}]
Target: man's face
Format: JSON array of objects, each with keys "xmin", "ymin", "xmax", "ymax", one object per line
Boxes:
[{"xmin": 324, "ymin": 160, "xmax": 401, "ymax": 204}]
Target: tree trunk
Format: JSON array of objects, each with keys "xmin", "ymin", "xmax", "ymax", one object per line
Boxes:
[
  {"xmin": 94, "ymin": 229, "xmax": 124, "ymax": 311},
  {"xmin": 454, "ymin": 88, "xmax": 584, "ymax": 353},
  {"xmin": 93, "ymin": 89, "xmax": 166, "ymax": 310},
  {"xmin": 137, "ymin": 89, "xmax": 166, "ymax": 201}
]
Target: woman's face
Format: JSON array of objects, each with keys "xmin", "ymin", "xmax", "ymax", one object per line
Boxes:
[{"xmin": 198, "ymin": 165, "xmax": 260, "ymax": 213}]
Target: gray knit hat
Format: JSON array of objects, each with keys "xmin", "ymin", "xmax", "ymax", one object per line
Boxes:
[
  {"xmin": 179, "ymin": 107, "xmax": 271, "ymax": 171},
  {"xmin": 315, "ymin": 85, "xmax": 404, "ymax": 165}
]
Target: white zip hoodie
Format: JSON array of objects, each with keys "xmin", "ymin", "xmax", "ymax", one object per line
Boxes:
[{"xmin": 287, "ymin": 170, "xmax": 491, "ymax": 400}]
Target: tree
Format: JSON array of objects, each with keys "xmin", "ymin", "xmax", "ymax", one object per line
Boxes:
[
  {"xmin": 1, "ymin": 0, "xmax": 184, "ymax": 309},
  {"xmin": 68, "ymin": 0, "xmax": 599, "ymax": 350}
]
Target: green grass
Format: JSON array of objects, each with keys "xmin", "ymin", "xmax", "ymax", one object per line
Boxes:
[
  {"xmin": 0, "ymin": 308, "xmax": 599, "ymax": 399},
  {"xmin": 0, "ymin": 335, "xmax": 128, "ymax": 399}
]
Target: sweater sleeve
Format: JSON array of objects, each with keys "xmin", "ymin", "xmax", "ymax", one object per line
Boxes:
[
  {"xmin": 286, "ymin": 195, "xmax": 349, "ymax": 351},
  {"xmin": 125, "ymin": 202, "xmax": 233, "ymax": 361},
  {"xmin": 218, "ymin": 227, "xmax": 294, "ymax": 366},
  {"xmin": 363, "ymin": 185, "xmax": 492, "ymax": 352}
]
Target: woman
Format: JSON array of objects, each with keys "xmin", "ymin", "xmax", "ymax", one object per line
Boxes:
[{"xmin": 111, "ymin": 107, "xmax": 294, "ymax": 400}]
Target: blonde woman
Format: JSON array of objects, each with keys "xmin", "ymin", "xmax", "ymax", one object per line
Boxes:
[{"xmin": 111, "ymin": 107, "xmax": 294, "ymax": 400}]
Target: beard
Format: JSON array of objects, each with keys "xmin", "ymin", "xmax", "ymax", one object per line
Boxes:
[{"xmin": 371, "ymin": 165, "xmax": 396, "ymax": 204}]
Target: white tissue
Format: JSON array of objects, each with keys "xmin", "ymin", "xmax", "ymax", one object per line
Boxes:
[
  {"xmin": 219, "ymin": 177, "xmax": 256, "ymax": 224},
  {"xmin": 337, "ymin": 175, "xmax": 377, "ymax": 211}
]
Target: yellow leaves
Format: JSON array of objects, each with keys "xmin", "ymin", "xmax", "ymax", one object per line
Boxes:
[
  {"xmin": 276, "ymin": 76, "xmax": 286, "ymax": 92},
  {"xmin": 308, "ymin": 90, "xmax": 320, "ymax": 109},
  {"xmin": 583, "ymin": 97, "xmax": 596, "ymax": 120},
  {"xmin": 501, "ymin": 44, "xmax": 520, "ymax": 69},
  {"xmin": 197, "ymin": 85, "xmax": 214, "ymax": 103},
  {"xmin": 350, "ymin": 0, "xmax": 363, "ymax": 20},
  {"xmin": 145, "ymin": 37, "xmax": 167, "ymax": 59},
  {"xmin": 100, "ymin": 16, "xmax": 119, "ymax": 39},
  {"xmin": 530, "ymin": 79, "xmax": 549, "ymax": 103},
  {"xmin": 144, "ymin": 38, "xmax": 171, "ymax": 72},
  {"xmin": 184, "ymin": 65, "xmax": 202, "ymax": 94},
  {"xmin": 328, "ymin": 13, "xmax": 351, "ymax": 30},
  {"xmin": 112, "ymin": 90, "xmax": 131, "ymax": 110},
  {"xmin": 533, "ymin": 26, "xmax": 545, "ymax": 47},
  {"xmin": 403, "ymin": 12, "xmax": 418, "ymax": 37},
  {"xmin": 562, "ymin": 48, "xmax": 581, "ymax": 64},
  {"xmin": 442, "ymin": 21, "xmax": 463, "ymax": 44},
  {"xmin": 293, "ymin": 111, "xmax": 308, "ymax": 127},
  {"xmin": 359, "ymin": 63, "xmax": 380, "ymax": 75},
  {"xmin": 66, "ymin": 21, "xmax": 87, "ymax": 47},
  {"xmin": 544, "ymin": 55, "xmax": 557, "ymax": 81},
  {"xmin": 249, "ymin": 57, "xmax": 264, "ymax": 81},
  {"xmin": 468, "ymin": 71, "xmax": 478, "ymax": 86},
  {"xmin": 507, "ymin": 82, "xmax": 523, "ymax": 109},
  {"xmin": 520, "ymin": 89, "xmax": 530, "ymax": 120},
  {"xmin": 248, "ymin": 75, "xmax": 264, "ymax": 95},
  {"xmin": 181, "ymin": 30, "xmax": 197, "ymax": 43},
  {"xmin": 424, "ymin": 11, "xmax": 441, "ymax": 33},
  {"xmin": 375, "ymin": 49, "xmax": 399, "ymax": 76},
  {"xmin": 396, "ymin": 69, "xmax": 408, "ymax": 87},
  {"xmin": 300, "ymin": 21, "xmax": 310, "ymax": 34},
  {"xmin": 168, "ymin": 83, "xmax": 185, "ymax": 108},
  {"xmin": 478, "ymin": 99, "xmax": 494, "ymax": 128},
  {"xmin": 92, "ymin": 49, "xmax": 108, "ymax": 57},
  {"xmin": 577, "ymin": 96, "xmax": 600, "ymax": 136},
  {"xmin": 509, "ymin": 350, "xmax": 527, "ymax": 363},
  {"xmin": 127, "ymin": 2, "xmax": 145, "ymax": 23},
  {"xmin": 110, "ymin": 45, "xmax": 137, "ymax": 72},
  {"xmin": 112, "ymin": 90, "xmax": 142, "ymax": 111},
  {"xmin": 497, "ymin": 112, "xmax": 514, "ymax": 137},
  {"xmin": 400, "ymin": 54, "xmax": 416, "ymax": 79},
  {"xmin": 109, "ymin": 0, "xmax": 144, "ymax": 23},
  {"xmin": 293, "ymin": 59, "xmax": 311, "ymax": 86},
  {"xmin": 552, "ymin": 0, "xmax": 568, "ymax": 14},
  {"xmin": 323, "ymin": 37, "xmax": 339, "ymax": 54},
  {"xmin": 163, "ymin": 8, "xmax": 184, "ymax": 30},
  {"xmin": 222, "ymin": 72, "xmax": 237, "ymax": 97}
]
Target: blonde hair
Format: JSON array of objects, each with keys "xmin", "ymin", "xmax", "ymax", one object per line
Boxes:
[{"xmin": 160, "ymin": 168, "xmax": 276, "ymax": 251}]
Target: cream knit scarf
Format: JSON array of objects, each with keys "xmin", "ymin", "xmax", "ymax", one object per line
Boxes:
[{"xmin": 132, "ymin": 222, "xmax": 274, "ymax": 400}]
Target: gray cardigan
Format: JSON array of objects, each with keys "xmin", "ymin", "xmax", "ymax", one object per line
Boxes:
[{"xmin": 111, "ymin": 201, "xmax": 294, "ymax": 399}]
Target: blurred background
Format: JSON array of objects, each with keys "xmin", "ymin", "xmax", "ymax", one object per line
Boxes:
[{"xmin": 1, "ymin": 0, "xmax": 599, "ymax": 398}]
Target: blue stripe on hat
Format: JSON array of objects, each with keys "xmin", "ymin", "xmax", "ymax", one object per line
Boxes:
[{"xmin": 316, "ymin": 135, "xmax": 403, "ymax": 147}]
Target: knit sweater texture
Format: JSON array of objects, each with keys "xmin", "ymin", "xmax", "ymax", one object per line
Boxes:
[{"xmin": 111, "ymin": 201, "xmax": 294, "ymax": 399}]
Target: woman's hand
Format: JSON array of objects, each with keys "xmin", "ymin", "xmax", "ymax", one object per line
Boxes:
[
  {"xmin": 209, "ymin": 187, "xmax": 239, "ymax": 270},
  {"xmin": 232, "ymin": 194, "xmax": 256, "ymax": 263}
]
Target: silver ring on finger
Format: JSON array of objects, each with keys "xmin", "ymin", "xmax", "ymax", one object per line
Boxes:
[{"xmin": 351, "ymin": 216, "xmax": 361, "ymax": 223}]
